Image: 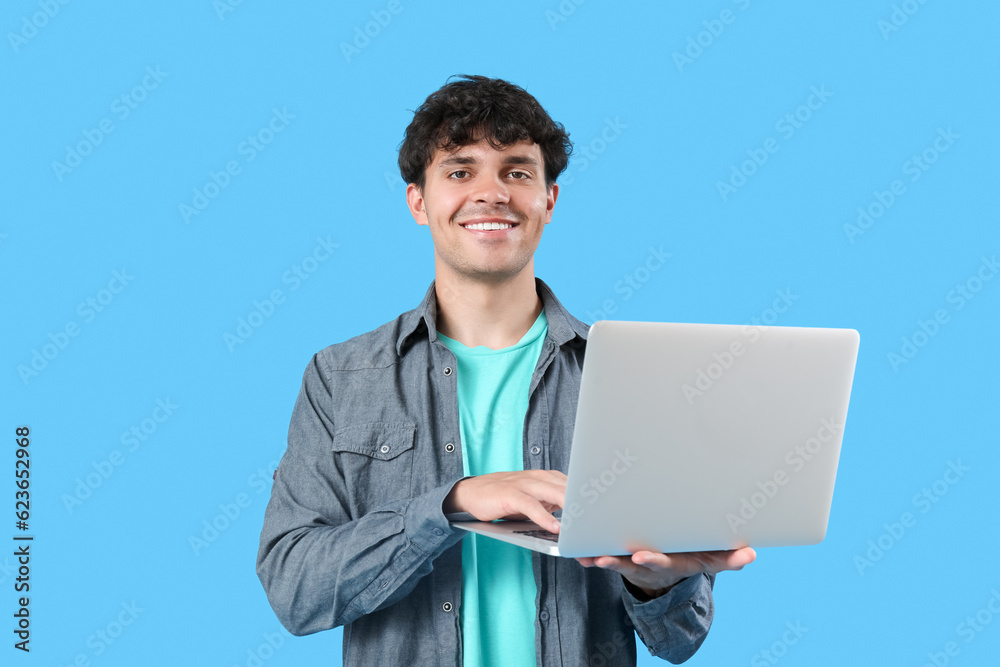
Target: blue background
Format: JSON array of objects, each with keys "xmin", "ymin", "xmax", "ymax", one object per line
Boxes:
[{"xmin": 3, "ymin": 1, "xmax": 998, "ymax": 665}]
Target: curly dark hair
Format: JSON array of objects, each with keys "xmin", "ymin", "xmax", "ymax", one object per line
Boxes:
[{"xmin": 397, "ymin": 74, "xmax": 573, "ymax": 190}]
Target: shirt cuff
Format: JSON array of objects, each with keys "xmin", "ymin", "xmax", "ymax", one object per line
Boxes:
[
  {"xmin": 621, "ymin": 572, "xmax": 715, "ymax": 657},
  {"xmin": 402, "ymin": 477, "xmax": 469, "ymax": 556}
]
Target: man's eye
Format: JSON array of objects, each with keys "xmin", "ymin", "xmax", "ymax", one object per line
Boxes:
[
  {"xmin": 449, "ymin": 170, "xmax": 469, "ymax": 179},
  {"xmin": 508, "ymin": 171, "xmax": 528, "ymax": 179}
]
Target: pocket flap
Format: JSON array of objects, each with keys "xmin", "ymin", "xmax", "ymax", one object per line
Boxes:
[{"xmin": 331, "ymin": 422, "xmax": 416, "ymax": 461}]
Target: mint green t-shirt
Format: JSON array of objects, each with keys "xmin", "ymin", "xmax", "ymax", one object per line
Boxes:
[{"xmin": 437, "ymin": 309, "xmax": 548, "ymax": 667}]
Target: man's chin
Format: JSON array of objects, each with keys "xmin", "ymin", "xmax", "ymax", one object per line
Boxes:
[{"xmin": 456, "ymin": 263, "xmax": 533, "ymax": 285}]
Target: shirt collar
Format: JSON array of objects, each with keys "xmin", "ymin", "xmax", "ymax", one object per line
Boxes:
[{"xmin": 395, "ymin": 277, "xmax": 589, "ymax": 356}]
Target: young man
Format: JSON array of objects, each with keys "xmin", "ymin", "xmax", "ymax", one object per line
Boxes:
[{"xmin": 256, "ymin": 75, "xmax": 755, "ymax": 666}]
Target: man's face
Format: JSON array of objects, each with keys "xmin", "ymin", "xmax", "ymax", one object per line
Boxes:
[{"xmin": 406, "ymin": 138, "xmax": 558, "ymax": 285}]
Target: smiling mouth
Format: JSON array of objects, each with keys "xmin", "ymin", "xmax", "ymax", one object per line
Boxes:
[
  {"xmin": 458, "ymin": 218, "xmax": 520, "ymax": 232},
  {"xmin": 460, "ymin": 220, "xmax": 519, "ymax": 232}
]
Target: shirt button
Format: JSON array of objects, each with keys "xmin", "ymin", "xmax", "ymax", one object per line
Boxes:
[
  {"xmin": 443, "ymin": 366, "xmax": 453, "ymax": 376},
  {"xmin": 441, "ymin": 601, "xmax": 453, "ymax": 612},
  {"xmin": 433, "ymin": 528, "xmax": 443, "ymax": 536},
  {"xmin": 379, "ymin": 445, "xmax": 390, "ymax": 454},
  {"xmin": 445, "ymin": 442, "xmax": 455, "ymax": 453},
  {"xmin": 530, "ymin": 445, "xmax": 541, "ymax": 456},
  {"xmin": 539, "ymin": 610, "xmax": 549, "ymax": 622}
]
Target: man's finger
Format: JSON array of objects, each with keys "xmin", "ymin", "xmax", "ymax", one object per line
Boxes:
[
  {"xmin": 629, "ymin": 551, "xmax": 674, "ymax": 570},
  {"xmin": 508, "ymin": 491, "xmax": 562, "ymax": 533},
  {"xmin": 726, "ymin": 547, "xmax": 757, "ymax": 570}
]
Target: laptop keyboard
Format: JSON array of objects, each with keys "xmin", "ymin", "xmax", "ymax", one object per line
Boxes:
[{"xmin": 512, "ymin": 529, "xmax": 559, "ymax": 543}]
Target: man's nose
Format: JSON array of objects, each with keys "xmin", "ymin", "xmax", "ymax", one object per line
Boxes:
[{"xmin": 472, "ymin": 174, "xmax": 511, "ymax": 205}]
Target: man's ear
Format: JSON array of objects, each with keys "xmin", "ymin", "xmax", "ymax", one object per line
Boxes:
[
  {"xmin": 544, "ymin": 182, "xmax": 559, "ymax": 224},
  {"xmin": 406, "ymin": 183, "xmax": 428, "ymax": 226}
]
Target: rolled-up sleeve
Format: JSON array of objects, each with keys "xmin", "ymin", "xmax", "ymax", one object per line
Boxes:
[
  {"xmin": 621, "ymin": 573, "xmax": 716, "ymax": 664},
  {"xmin": 255, "ymin": 353, "xmax": 464, "ymax": 636}
]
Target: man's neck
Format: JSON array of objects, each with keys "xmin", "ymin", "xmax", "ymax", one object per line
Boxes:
[{"xmin": 434, "ymin": 268, "xmax": 543, "ymax": 350}]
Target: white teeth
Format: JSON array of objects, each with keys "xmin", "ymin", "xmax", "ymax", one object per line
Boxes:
[{"xmin": 464, "ymin": 222, "xmax": 512, "ymax": 231}]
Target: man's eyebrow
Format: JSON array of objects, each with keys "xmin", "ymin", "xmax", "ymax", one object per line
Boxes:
[
  {"xmin": 436, "ymin": 154, "xmax": 541, "ymax": 168},
  {"xmin": 437, "ymin": 155, "xmax": 478, "ymax": 168},
  {"xmin": 502, "ymin": 155, "xmax": 541, "ymax": 167}
]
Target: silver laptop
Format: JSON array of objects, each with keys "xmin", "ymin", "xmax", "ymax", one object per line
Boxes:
[{"xmin": 451, "ymin": 320, "xmax": 860, "ymax": 557}]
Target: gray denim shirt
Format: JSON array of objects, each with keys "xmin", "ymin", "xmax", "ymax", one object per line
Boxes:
[{"xmin": 256, "ymin": 277, "xmax": 716, "ymax": 666}]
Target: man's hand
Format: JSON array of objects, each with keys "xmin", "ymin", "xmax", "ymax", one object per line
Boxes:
[
  {"xmin": 575, "ymin": 547, "xmax": 757, "ymax": 600},
  {"xmin": 443, "ymin": 470, "xmax": 567, "ymax": 533}
]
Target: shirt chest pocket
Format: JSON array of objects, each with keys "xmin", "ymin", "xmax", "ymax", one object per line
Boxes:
[{"xmin": 331, "ymin": 422, "xmax": 416, "ymax": 518}]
